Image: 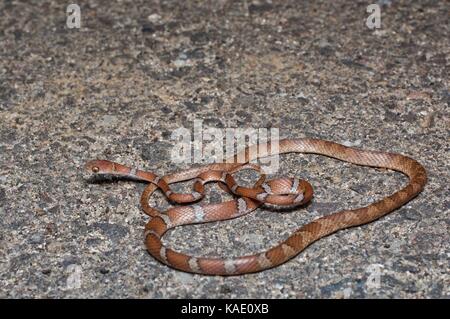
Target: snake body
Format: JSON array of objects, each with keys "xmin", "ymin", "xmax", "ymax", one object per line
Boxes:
[{"xmin": 85, "ymin": 138, "xmax": 426, "ymax": 275}]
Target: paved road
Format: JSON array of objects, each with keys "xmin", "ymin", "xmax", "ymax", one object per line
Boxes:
[{"xmin": 0, "ymin": 0, "xmax": 448, "ymax": 298}]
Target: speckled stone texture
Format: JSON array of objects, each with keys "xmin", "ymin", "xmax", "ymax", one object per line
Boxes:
[{"xmin": 0, "ymin": 0, "xmax": 448, "ymax": 298}]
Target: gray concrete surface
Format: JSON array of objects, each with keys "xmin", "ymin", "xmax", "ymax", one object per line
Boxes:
[{"xmin": 0, "ymin": 0, "xmax": 449, "ymax": 298}]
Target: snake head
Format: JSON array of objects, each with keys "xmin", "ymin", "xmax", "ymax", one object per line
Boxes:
[{"xmin": 85, "ymin": 160, "xmax": 118, "ymax": 175}]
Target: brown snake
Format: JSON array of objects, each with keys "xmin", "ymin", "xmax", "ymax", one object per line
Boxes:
[{"xmin": 85, "ymin": 138, "xmax": 427, "ymax": 275}]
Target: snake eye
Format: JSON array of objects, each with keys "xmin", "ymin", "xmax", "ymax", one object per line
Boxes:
[{"xmin": 92, "ymin": 166, "xmax": 100, "ymax": 173}]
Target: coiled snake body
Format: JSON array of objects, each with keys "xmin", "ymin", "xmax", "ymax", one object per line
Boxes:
[{"xmin": 85, "ymin": 138, "xmax": 426, "ymax": 275}]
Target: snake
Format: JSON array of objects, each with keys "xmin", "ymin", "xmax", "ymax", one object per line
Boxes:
[{"xmin": 85, "ymin": 138, "xmax": 427, "ymax": 275}]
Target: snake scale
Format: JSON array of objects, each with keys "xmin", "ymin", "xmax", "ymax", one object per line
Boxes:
[{"xmin": 85, "ymin": 138, "xmax": 427, "ymax": 275}]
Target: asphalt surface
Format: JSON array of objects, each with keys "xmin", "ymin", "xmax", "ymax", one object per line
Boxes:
[{"xmin": 0, "ymin": 0, "xmax": 448, "ymax": 298}]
